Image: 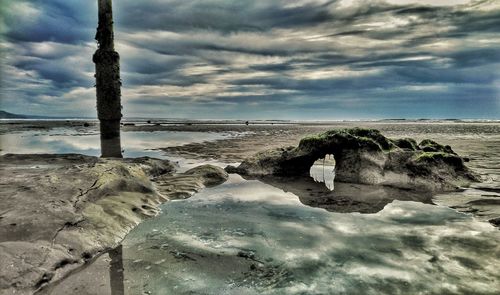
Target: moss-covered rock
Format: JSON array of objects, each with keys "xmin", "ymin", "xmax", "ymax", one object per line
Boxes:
[
  {"xmin": 419, "ymin": 139, "xmax": 456, "ymax": 154},
  {"xmin": 184, "ymin": 165, "xmax": 228, "ymax": 186},
  {"xmin": 298, "ymin": 128, "xmax": 395, "ymax": 153},
  {"xmin": 414, "ymin": 152, "xmax": 464, "ymax": 168},
  {"xmin": 226, "ymin": 128, "xmax": 479, "ymax": 192},
  {"xmin": 392, "ymin": 138, "xmax": 418, "ymax": 150}
]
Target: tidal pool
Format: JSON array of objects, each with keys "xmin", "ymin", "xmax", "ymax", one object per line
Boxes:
[
  {"xmin": 0, "ymin": 129, "xmax": 237, "ymax": 168},
  {"xmin": 4, "ymin": 124, "xmax": 499, "ymax": 294},
  {"xmin": 51, "ymin": 174, "xmax": 499, "ymax": 295}
]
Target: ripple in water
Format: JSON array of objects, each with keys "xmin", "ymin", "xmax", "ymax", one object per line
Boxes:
[{"xmin": 106, "ymin": 174, "xmax": 500, "ymax": 295}]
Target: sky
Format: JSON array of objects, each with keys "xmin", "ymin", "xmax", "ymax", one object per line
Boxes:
[{"xmin": 0, "ymin": 0, "xmax": 499, "ymax": 120}]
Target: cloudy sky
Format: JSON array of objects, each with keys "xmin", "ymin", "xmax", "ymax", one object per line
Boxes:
[{"xmin": 1, "ymin": 0, "xmax": 499, "ymax": 119}]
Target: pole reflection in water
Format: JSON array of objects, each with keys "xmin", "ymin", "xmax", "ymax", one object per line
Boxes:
[
  {"xmin": 309, "ymin": 154, "xmax": 336, "ymax": 191},
  {"xmin": 109, "ymin": 245, "xmax": 125, "ymax": 295},
  {"xmin": 101, "ymin": 135, "xmax": 123, "ymax": 159}
]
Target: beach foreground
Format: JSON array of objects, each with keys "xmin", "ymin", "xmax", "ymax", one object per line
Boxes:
[{"xmin": 0, "ymin": 120, "xmax": 499, "ymax": 294}]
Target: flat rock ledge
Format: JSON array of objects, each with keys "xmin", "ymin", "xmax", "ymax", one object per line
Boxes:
[
  {"xmin": 0, "ymin": 154, "xmax": 227, "ymax": 295},
  {"xmin": 226, "ymin": 128, "xmax": 480, "ymax": 192}
]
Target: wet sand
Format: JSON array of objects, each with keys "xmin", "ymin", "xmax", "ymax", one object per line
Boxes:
[
  {"xmin": 2, "ymin": 120, "xmax": 499, "ymax": 224},
  {"xmin": 0, "ymin": 154, "xmax": 227, "ymax": 295}
]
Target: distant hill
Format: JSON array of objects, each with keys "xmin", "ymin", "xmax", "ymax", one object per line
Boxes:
[
  {"xmin": 0, "ymin": 110, "xmax": 28, "ymax": 119},
  {"xmin": 0, "ymin": 110, "xmax": 57, "ymax": 119}
]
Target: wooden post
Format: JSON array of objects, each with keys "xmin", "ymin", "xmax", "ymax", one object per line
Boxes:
[{"xmin": 94, "ymin": 0, "xmax": 122, "ymax": 158}]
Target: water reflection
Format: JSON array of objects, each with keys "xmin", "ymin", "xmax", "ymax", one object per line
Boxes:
[
  {"xmin": 309, "ymin": 154, "xmax": 335, "ymax": 191},
  {"xmin": 303, "ymin": 154, "xmax": 433, "ymax": 213},
  {"xmin": 109, "ymin": 246, "xmax": 125, "ymax": 295},
  {"xmin": 0, "ymin": 129, "xmax": 235, "ymax": 158},
  {"xmin": 118, "ymin": 175, "xmax": 500, "ymax": 294},
  {"xmin": 253, "ymin": 175, "xmax": 433, "ymax": 214},
  {"xmin": 46, "ymin": 175, "xmax": 499, "ymax": 295}
]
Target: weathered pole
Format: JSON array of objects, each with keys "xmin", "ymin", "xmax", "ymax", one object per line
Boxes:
[{"xmin": 94, "ymin": 0, "xmax": 123, "ymax": 158}]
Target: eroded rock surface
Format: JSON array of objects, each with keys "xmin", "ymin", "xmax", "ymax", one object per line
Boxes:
[
  {"xmin": 0, "ymin": 154, "xmax": 227, "ymax": 295},
  {"xmin": 226, "ymin": 128, "xmax": 479, "ymax": 192}
]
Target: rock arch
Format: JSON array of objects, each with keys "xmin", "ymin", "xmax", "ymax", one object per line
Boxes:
[{"xmin": 226, "ymin": 128, "xmax": 479, "ymax": 192}]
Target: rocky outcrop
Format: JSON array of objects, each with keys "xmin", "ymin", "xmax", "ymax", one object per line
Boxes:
[
  {"xmin": 0, "ymin": 154, "xmax": 227, "ymax": 295},
  {"xmin": 226, "ymin": 128, "xmax": 479, "ymax": 192}
]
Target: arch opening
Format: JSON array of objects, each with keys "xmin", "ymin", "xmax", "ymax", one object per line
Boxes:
[{"xmin": 309, "ymin": 154, "xmax": 336, "ymax": 191}]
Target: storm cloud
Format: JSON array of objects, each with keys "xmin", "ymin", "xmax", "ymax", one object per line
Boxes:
[{"xmin": 0, "ymin": 0, "xmax": 499, "ymax": 119}]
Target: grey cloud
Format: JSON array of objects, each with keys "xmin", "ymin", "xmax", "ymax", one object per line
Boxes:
[
  {"xmin": 1, "ymin": 0, "xmax": 499, "ymax": 119},
  {"xmin": 116, "ymin": 0, "xmax": 340, "ymax": 33},
  {"xmin": 3, "ymin": 0, "xmax": 95, "ymax": 44}
]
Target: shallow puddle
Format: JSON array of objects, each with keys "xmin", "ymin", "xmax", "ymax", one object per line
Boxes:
[
  {"xmin": 50, "ymin": 174, "xmax": 499, "ymax": 295},
  {"xmin": 0, "ymin": 129, "xmax": 236, "ymax": 162}
]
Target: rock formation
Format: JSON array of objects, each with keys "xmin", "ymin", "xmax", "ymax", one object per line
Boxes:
[
  {"xmin": 226, "ymin": 128, "xmax": 479, "ymax": 192},
  {"xmin": 0, "ymin": 154, "xmax": 227, "ymax": 294}
]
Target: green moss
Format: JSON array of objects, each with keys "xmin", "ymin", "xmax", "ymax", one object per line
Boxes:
[
  {"xmin": 346, "ymin": 128, "xmax": 394, "ymax": 150},
  {"xmin": 298, "ymin": 132, "xmax": 330, "ymax": 150},
  {"xmin": 414, "ymin": 152, "xmax": 464, "ymax": 168},
  {"xmin": 419, "ymin": 139, "xmax": 438, "ymax": 146},
  {"xmin": 393, "ymin": 138, "xmax": 418, "ymax": 150},
  {"xmin": 357, "ymin": 136, "xmax": 383, "ymax": 150},
  {"xmin": 298, "ymin": 128, "xmax": 395, "ymax": 152},
  {"xmin": 415, "ymin": 152, "xmax": 446, "ymax": 161},
  {"xmin": 299, "ymin": 133, "xmax": 327, "ymax": 144},
  {"xmin": 419, "ymin": 139, "xmax": 455, "ymax": 154},
  {"xmin": 347, "ymin": 127, "xmax": 381, "ymax": 137}
]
